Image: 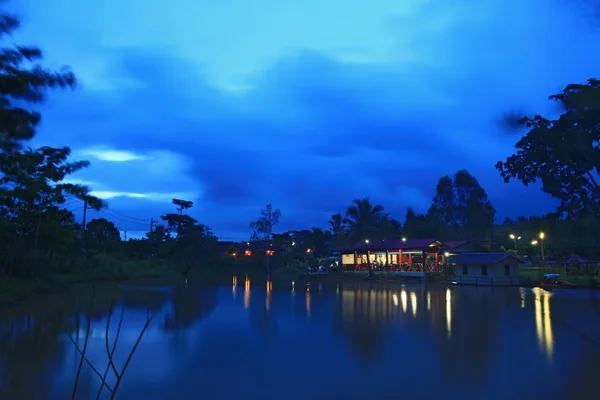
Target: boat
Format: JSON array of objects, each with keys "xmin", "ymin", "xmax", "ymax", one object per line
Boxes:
[{"xmin": 540, "ymin": 273, "xmax": 579, "ymax": 289}]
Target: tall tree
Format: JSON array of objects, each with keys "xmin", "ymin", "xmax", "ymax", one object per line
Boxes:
[
  {"xmin": 428, "ymin": 170, "xmax": 495, "ymax": 240},
  {"xmin": 343, "ymin": 198, "xmax": 386, "ymax": 276},
  {"xmin": 328, "ymin": 213, "xmax": 344, "ymax": 240},
  {"xmin": 0, "ymin": 13, "xmax": 75, "ymax": 151},
  {"xmin": 496, "ymin": 79, "xmax": 600, "ymax": 218},
  {"xmin": 249, "ymin": 204, "xmax": 281, "ymax": 273},
  {"xmin": 249, "ymin": 204, "xmax": 281, "ymax": 242},
  {"xmin": 403, "ymin": 208, "xmax": 437, "ymax": 239}
]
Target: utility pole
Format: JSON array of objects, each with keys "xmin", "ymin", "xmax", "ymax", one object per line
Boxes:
[
  {"xmin": 82, "ymin": 198, "xmax": 88, "ymax": 229},
  {"xmin": 124, "ymin": 230, "xmax": 127, "ymax": 241},
  {"xmin": 80, "ymin": 198, "xmax": 89, "ymax": 269},
  {"xmin": 150, "ymin": 218, "xmax": 155, "ymax": 233}
]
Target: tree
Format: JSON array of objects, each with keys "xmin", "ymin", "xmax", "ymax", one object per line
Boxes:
[
  {"xmin": 343, "ymin": 198, "xmax": 387, "ymax": 276},
  {"xmin": 159, "ymin": 198, "xmax": 218, "ymax": 278},
  {"xmin": 249, "ymin": 204, "xmax": 281, "ymax": 242},
  {"xmin": 496, "ymin": 79, "xmax": 600, "ymax": 218},
  {"xmin": 328, "ymin": 213, "xmax": 344, "ymax": 240},
  {"xmin": 0, "ymin": 13, "xmax": 75, "ymax": 151},
  {"xmin": 85, "ymin": 218, "xmax": 121, "ymax": 253},
  {"xmin": 428, "ymin": 170, "xmax": 495, "ymax": 240},
  {"xmin": 403, "ymin": 208, "xmax": 437, "ymax": 239},
  {"xmin": 249, "ymin": 204, "xmax": 281, "ymax": 273}
]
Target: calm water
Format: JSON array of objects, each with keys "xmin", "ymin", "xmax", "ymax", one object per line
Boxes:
[{"xmin": 1, "ymin": 280, "xmax": 600, "ymax": 400}]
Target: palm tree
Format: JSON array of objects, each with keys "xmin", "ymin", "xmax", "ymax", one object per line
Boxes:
[
  {"xmin": 329, "ymin": 213, "xmax": 344, "ymax": 240},
  {"xmin": 343, "ymin": 198, "xmax": 387, "ymax": 276}
]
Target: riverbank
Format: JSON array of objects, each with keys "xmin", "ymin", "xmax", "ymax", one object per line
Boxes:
[
  {"xmin": 519, "ymin": 268, "xmax": 599, "ymax": 288},
  {"xmin": 0, "ymin": 261, "xmax": 181, "ymax": 308}
]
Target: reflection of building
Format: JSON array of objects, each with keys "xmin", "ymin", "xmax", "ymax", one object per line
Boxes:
[
  {"xmin": 339, "ymin": 288, "xmax": 427, "ymax": 323},
  {"xmin": 451, "ymin": 253, "xmax": 523, "ymax": 286}
]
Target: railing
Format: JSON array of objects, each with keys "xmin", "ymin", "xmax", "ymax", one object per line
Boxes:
[
  {"xmin": 451, "ymin": 276, "xmax": 521, "ymax": 286},
  {"xmin": 342, "ymin": 263, "xmax": 444, "ymax": 273}
]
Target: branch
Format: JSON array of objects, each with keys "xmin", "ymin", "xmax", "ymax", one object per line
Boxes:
[{"xmin": 109, "ymin": 313, "xmax": 154, "ymax": 399}]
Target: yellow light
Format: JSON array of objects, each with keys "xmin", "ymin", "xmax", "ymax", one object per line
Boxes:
[
  {"xmin": 365, "ymin": 239, "xmax": 369, "ymax": 244},
  {"xmin": 531, "ymin": 240, "xmax": 538, "ymax": 245},
  {"xmin": 444, "ymin": 252, "xmax": 450, "ymax": 257},
  {"xmin": 510, "ymin": 234, "xmax": 515, "ymax": 239},
  {"xmin": 539, "ymin": 232, "xmax": 545, "ymax": 240}
]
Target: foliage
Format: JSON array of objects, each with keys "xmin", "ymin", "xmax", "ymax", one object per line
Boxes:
[
  {"xmin": 343, "ymin": 197, "xmax": 388, "ymax": 275},
  {"xmin": 496, "ymin": 79, "xmax": 600, "ymax": 218},
  {"xmin": 428, "ymin": 170, "xmax": 495, "ymax": 240},
  {"xmin": 249, "ymin": 204, "xmax": 281, "ymax": 242},
  {"xmin": 0, "ymin": 12, "xmax": 220, "ymax": 303}
]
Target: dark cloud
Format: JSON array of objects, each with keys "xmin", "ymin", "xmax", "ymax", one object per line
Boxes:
[{"xmin": 30, "ymin": 0, "xmax": 600, "ymax": 237}]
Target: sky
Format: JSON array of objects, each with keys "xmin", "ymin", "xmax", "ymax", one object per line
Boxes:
[{"xmin": 8, "ymin": 0, "xmax": 600, "ymax": 240}]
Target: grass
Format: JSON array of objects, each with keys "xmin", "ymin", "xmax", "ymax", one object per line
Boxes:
[
  {"xmin": 0, "ymin": 256, "xmax": 181, "ymax": 308},
  {"xmin": 519, "ymin": 268, "xmax": 599, "ymax": 288}
]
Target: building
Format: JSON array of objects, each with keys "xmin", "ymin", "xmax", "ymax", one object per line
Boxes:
[
  {"xmin": 450, "ymin": 252, "xmax": 523, "ymax": 286},
  {"xmin": 333, "ymin": 238, "xmax": 450, "ymax": 275}
]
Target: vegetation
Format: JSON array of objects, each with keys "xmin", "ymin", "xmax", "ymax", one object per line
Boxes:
[
  {"xmin": 1, "ymin": 4, "xmax": 600, "ymax": 307},
  {"xmin": 0, "ymin": 12, "xmax": 221, "ymax": 306}
]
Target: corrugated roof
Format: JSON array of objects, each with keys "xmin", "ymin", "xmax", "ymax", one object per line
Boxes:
[{"xmin": 450, "ymin": 252, "xmax": 524, "ymax": 265}]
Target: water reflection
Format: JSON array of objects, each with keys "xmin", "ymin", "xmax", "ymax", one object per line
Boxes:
[
  {"xmin": 266, "ymin": 281, "xmax": 272, "ymax": 312},
  {"xmin": 446, "ymin": 288, "xmax": 452, "ymax": 337},
  {"xmin": 244, "ymin": 278, "xmax": 251, "ymax": 309},
  {"xmin": 1, "ymin": 283, "xmax": 599, "ymax": 399},
  {"xmin": 533, "ymin": 288, "xmax": 554, "ymax": 361},
  {"xmin": 400, "ymin": 290, "xmax": 407, "ymax": 313}
]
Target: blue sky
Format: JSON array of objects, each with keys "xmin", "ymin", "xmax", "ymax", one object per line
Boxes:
[{"xmin": 10, "ymin": 0, "xmax": 600, "ymax": 240}]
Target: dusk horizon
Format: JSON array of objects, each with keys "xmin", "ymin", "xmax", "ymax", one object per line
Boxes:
[{"xmin": 11, "ymin": 0, "xmax": 600, "ymax": 240}]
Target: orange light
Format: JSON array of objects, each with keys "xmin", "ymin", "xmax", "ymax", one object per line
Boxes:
[
  {"xmin": 266, "ymin": 250, "xmax": 274, "ymax": 256},
  {"xmin": 232, "ymin": 252, "xmax": 237, "ymax": 257},
  {"xmin": 244, "ymin": 250, "xmax": 252, "ymax": 256},
  {"xmin": 306, "ymin": 248, "xmax": 311, "ymax": 253}
]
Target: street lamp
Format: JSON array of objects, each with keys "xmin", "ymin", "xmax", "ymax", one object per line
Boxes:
[
  {"xmin": 539, "ymin": 232, "xmax": 546, "ymax": 260},
  {"xmin": 531, "ymin": 240, "xmax": 538, "ymax": 245},
  {"xmin": 365, "ymin": 239, "xmax": 369, "ymax": 244},
  {"xmin": 401, "ymin": 237, "xmax": 406, "ymax": 242},
  {"xmin": 509, "ymin": 234, "xmax": 521, "ymax": 250}
]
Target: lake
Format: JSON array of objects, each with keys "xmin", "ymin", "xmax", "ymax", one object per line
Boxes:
[{"xmin": 1, "ymin": 280, "xmax": 599, "ymax": 400}]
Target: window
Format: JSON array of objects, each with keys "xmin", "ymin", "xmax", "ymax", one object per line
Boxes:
[
  {"xmin": 481, "ymin": 264, "xmax": 488, "ymax": 276},
  {"xmin": 462, "ymin": 264, "xmax": 468, "ymax": 275},
  {"xmin": 504, "ymin": 264, "xmax": 510, "ymax": 276}
]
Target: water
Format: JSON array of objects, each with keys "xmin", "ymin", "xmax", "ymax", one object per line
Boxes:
[{"xmin": 1, "ymin": 280, "xmax": 600, "ymax": 400}]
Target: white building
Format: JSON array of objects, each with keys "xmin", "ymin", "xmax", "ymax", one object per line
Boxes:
[{"xmin": 451, "ymin": 253, "xmax": 523, "ymax": 286}]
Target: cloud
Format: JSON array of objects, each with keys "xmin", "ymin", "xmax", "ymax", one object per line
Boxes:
[
  {"xmin": 80, "ymin": 148, "xmax": 147, "ymax": 162},
  {"xmin": 23, "ymin": 0, "xmax": 600, "ymax": 238}
]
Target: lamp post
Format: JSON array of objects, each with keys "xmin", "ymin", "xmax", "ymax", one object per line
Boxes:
[
  {"xmin": 509, "ymin": 234, "xmax": 521, "ymax": 250},
  {"xmin": 539, "ymin": 232, "xmax": 545, "ymax": 261}
]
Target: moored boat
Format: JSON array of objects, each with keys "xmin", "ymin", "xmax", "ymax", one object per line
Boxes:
[{"xmin": 540, "ymin": 273, "xmax": 579, "ymax": 289}]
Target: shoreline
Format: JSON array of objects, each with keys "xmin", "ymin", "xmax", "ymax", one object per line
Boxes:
[{"xmin": 0, "ymin": 269, "xmax": 180, "ymax": 309}]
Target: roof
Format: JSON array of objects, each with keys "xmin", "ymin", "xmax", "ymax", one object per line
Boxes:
[
  {"xmin": 333, "ymin": 238, "xmax": 442, "ymax": 252},
  {"xmin": 449, "ymin": 252, "xmax": 525, "ymax": 265}
]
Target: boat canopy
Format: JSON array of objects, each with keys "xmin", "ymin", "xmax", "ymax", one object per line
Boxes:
[{"xmin": 543, "ymin": 273, "xmax": 560, "ymax": 279}]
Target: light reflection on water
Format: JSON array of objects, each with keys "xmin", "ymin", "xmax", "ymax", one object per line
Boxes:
[
  {"xmin": 533, "ymin": 287, "xmax": 554, "ymax": 362},
  {"xmin": 1, "ymin": 282, "xmax": 600, "ymax": 400}
]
